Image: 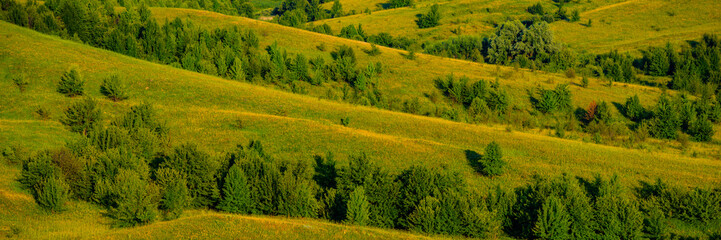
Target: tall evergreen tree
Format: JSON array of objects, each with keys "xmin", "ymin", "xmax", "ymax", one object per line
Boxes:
[
  {"xmin": 344, "ymin": 186, "xmax": 370, "ymax": 226},
  {"xmin": 218, "ymin": 165, "xmax": 252, "ymax": 213}
]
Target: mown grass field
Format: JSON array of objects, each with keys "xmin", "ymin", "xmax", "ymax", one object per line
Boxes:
[{"xmin": 310, "ymin": 0, "xmax": 721, "ymax": 54}]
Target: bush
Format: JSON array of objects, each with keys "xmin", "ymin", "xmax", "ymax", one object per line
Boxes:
[
  {"xmin": 60, "ymin": 97, "xmax": 102, "ymax": 136},
  {"xmin": 687, "ymin": 117, "xmax": 714, "ymax": 142},
  {"xmin": 479, "ymin": 141, "xmax": 505, "ymax": 176},
  {"xmin": 364, "ymin": 44, "xmax": 381, "ymax": 56},
  {"xmin": 534, "ymin": 84, "xmax": 572, "ymax": 114},
  {"xmin": 565, "ymin": 68, "xmax": 576, "ymax": 78},
  {"xmin": 344, "ymin": 186, "xmax": 370, "ymax": 226},
  {"xmin": 581, "ymin": 76, "xmax": 589, "ymax": 88},
  {"xmin": 20, "ymin": 151, "xmax": 57, "ymax": 191},
  {"xmin": 100, "ymin": 75, "xmax": 129, "ymax": 101},
  {"xmin": 57, "ymin": 68, "xmax": 85, "ymax": 97},
  {"xmin": 13, "ymin": 74, "xmax": 29, "ymax": 92},
  {"xmin": 35, "ymin": 174, "xmax": 70, "ymax": 212},
  {"xmin": 218, "ymin": 165, "xmax": 252, "ymax": 214}
]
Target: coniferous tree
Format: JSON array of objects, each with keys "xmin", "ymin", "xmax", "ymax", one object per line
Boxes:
[
  {"xmin": 479, "ymin": 141, "xmax": 505, "ymax": 176},
  {"xmin": 229, "ymin": 57, "xmax": 246, "ymax": 81},
  {"xmin": 533, "ymin": 196, "xmax": 571, "ymax": 240},
  {"xmin": 155, "ymin": 168, "xmax": 188, "ymax": 220},
  {"xmin": 61, "ymin": 97, "xmax": 101, "ymax": 136},
  {"xmin": 344, "ymin": 186, "xmax": 370, "ymax": 226},
  {"xmin": 651, "ymin": 95, "xmax": 681, "ymax": 139},
  {"xmin": 57, "ymin": 68, "xmax": 85, "ymax": 97},
  {"xmin": 108, "ymin": 169, "xmax": 159, "ymax": 227},
  {"xmin": 100, "ymin": 75, "xmax": 129, "ymax": 101},
  {"xmin": 218, "ymin": 165, "xmax": 252, "ymax": 213}
]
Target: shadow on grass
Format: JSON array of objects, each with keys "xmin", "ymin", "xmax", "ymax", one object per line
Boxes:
[{"xmin": 464, "ymin": 149, "xmax": 482, "ymax": 172}]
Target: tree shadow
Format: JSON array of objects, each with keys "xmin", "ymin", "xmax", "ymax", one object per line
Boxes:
[
  {"xmin": 611, "ymin": 101, "xmax": 625, "ymax": 116},
  {"xmin": 465, "ymin": 149, "xmax": 482, "ymax": 172}
]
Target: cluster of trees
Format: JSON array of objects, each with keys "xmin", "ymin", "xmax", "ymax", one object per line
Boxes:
[
  {"xmin": 115, "ymin": 0, "xmax": 255, "ymax": 17},
  {"xmin": 415, "ymin": 4, "xmax": 440, "ymax": 29},
  {"xmin": 274, "ymin": 0, "xmax": 343, "ymax": 27},
  {"xmin": 622, "ymin": 93, "xmax": 720, "ymax": 142},
  {"xmin": 526, "ymin": 2, "xmax": 580, "ymax": 23},
  {"xmin": 640, "ymin": 35, "xmax": 721, "ymax": 96},
  {"xmin": 424, "ymin": 20, "xmax": 574, "ymax": 72},
  {"xmin": 434, "ymin": 74, "xmax": 510, "ymax": 120}
]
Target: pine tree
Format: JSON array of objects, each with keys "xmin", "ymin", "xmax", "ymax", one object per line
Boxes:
[
  {"xmin": 479, "ymin": 141, "xmax": 505, "ymax": 176},
  {"xmin": 108, "ymin": 169, "xmax": 159, "ymax": 227},
  {"xmin": 57, "ymin": 68, "xmax": 85, "ymax": 97},
  {"xmin": 533, "ymin": 196, "xmax": 571, "ymax": 240},
  {"xmin": 100, "ymin": 75, "xmax": 129, "ymax": 101},
  {"xmin": 218, "ymin": 165, "xmax": 252, "ymax": 213},
  {"xmin": 155, "ymin": 168, "xmax": 188, "ymax": 220},
  {"xmin": 61, "ymin": 97, "xmax": 101, "ymax": 136},
  {"xmin": 229, "ymin": 57, "xmax": 245, "ymax": 81},
  {"xmin": 344, "ymin": 186, "xmax": 370, "ymax": 226},
  {"xmin": 651, "ymin": 95, "xmax": 681, "ymax": 139}
]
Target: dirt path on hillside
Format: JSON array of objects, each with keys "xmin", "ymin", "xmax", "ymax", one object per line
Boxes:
[{"xmin": 583, "ymin": 0, "xmax": 640, "ymax": 15}]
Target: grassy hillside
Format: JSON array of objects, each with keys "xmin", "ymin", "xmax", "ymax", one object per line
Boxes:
[
  {"xmin": 2, "ymin": 18, "xmax": 721, "ymax": 193},
  {"xmin": 148, "ymin": 7, "xmax": 721, "ymax": 156},
  {"xmin": 310, "ymin": 0, "xmax": 721, "ymax": 54}
]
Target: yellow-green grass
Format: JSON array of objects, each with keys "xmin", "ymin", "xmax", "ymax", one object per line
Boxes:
[
  {"xmin": 148, "ymin": 7, "xmax": 721, "ymax": 152},
  {"xmin": 150, "ymin": 7, "xmax": 673, "ymax": 112},
  {"xmin": 1, "ymin": 19, "xmax": 721, "ymax": 193},
  {"xmin": 552, "ymin": 0, "xmax": 721, "ymax": 54},
  {"xmin": 310, "ymin": 0, "xmax": 721, "ymax": 54},
  {"xmin": 0, "ymin": 163, "xmax": 462, "ymax": 240}
]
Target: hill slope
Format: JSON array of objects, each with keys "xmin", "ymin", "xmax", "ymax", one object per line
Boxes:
[
  {"xmin": 1, "ymin": 19, "xmax": 720, "ymax": 191},
  {"xmin": 310, "ymin": 0, "xmax": 721, "ymax": 53}
]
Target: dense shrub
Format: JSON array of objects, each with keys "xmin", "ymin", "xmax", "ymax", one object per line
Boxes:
[
  {"xmin": 533, "ymin": 84, "xmax": 572, "ymax": 114},
  {"xmin": 35, "ymin": 174, "xmax": 70, "ymax": 212}
]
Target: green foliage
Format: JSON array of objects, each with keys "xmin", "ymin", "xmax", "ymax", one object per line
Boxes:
[
  {"xmin": 581, "ymin": 76, "xmax": 589, "ymax": 88},
  {"xmin": 624, "ymin": 95, "xmax": 648, "ymax": 122},
  {"xmin": 12, "ymin": 73, "xmax": 29, "ymax": 92},
  {"xmin": 416, "ymin": 4, "xmax": 441, "ymax": 29},
  {"xmin": 330, "ymin": 0, "xmax": 343, "ymax": 18},
  {"xmin": 155, "ymin": 168, "xmax": 188, "ymax": 220},
  {"xmin": 688, "ymin": 116, "xmax": 714, "ymax": 142},
  {"xmin": 388, "ymin": 0, "xmax": 414, "ymax": 9},
  {"xmin": 218, "ymin": 165, "xmax": 252, "ymax": 214},
  {"xmin": 488, "ymin": 20, "xmax": 558, "ymax": 65},
  {"xmin": 100, "ymin": 75, "xmax": 129, "ymax": 101},
  {"xmin": 107, "ymin": 169, "xmax": 159, "ymax": 227},
  {"xmin": 479, "ymin": 141, "xmax": 505, "ymax": 177},
  {"xmin": 344, "ymin": 187, "xmax": 370, "ymax": 226},
  {"xmin": 594, "ymin": 195, "xmax": 644, "ymax": 239},
  {"xmin": 528, "ymin": 3, "xmax": 544, "ymax": 15},
  {"xmin": 534, "ymin": 84, "xmax": 572, "ymax": 114},
  {"xmin": 533, "ymin": 196, "xmax": 571, "ymax": 240},
  {"xmin": 643, "ymin": 206, "xmax": 668, "ymax": 240},
  {"xmin": 35, "ymin": 173, "xmax": 70, "ymax": 212},
  {"xmin": 56, "ymin": 68, "xmax": 85, "ymax": 97},
  {"xmin": 60, "ymin": 97, "xmax": 101, "ymax": 136},
  {"xmin": 407, "ymin": 196, "xmax": 439, "ymax": 233},
  {"xmin": 158, "ymin": 144, "xmax": 219, "ymax": 208},
  {"xmin": 650, "ymin": 95, "xmax": 681, "ymax": 139},
  {"xmin": 364, "ymin": 44, "xmax": 381, "ymax": 56}
]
